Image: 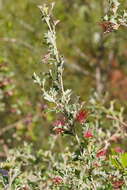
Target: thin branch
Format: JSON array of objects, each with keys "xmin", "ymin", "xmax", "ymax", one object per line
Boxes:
[
  {"xmin": 0, "ymin": 118, "xmax": 27, "ymax": 136},
  {"xmin": 106, "ymin": 115, "xmax": 127, "ymax": 127},
  {"xmin": 0, "ymin": 114, "xmax": 40, "ymax": 136},
  {"xmin": 0, "ymin": 37, "xmax": 38, "ymax": 52},
  {"xmin": 101, "ymin": 114, "xmax": 127, "ymax": 150}
]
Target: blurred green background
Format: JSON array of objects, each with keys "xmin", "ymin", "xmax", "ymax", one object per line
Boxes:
[{"xmin": 0, "ymin": 0, "xmax": 127, "ymax": 155}]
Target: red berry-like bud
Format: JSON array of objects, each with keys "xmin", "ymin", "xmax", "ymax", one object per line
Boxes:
[
  {"xmin": 53, "ymin": 176, "xmax": 63, "ymax": 185},
  {"xmin": 83, "ymin": 131, "xmax": 93, "ymax": 138},
  {"xmin": 96, "ymin": 150, "xmax": 107, "ymax": 158},
  {"xmin": 54, "ymin": 128, "xmax": 64, "ymax": 134}
]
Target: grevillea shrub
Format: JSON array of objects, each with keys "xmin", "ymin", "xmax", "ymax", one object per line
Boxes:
[{"xmin": 0, "ymin": 1, "xmax": 127, "ymax": 189}]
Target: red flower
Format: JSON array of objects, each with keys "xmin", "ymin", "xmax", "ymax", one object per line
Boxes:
[
  {"xmin": 114, "ymin": 147, "xmax": 124, "ymax": 153},
  {"xmin": 112, "ymin": 180, "xmax": 124, "ymax": 189},
  {"xmin": 54, "ymin": 128, "xmax": 64, "ymax": 134},
  {"xmin": 96, "ymin": 150, "xmax": 107, "ymax": 158},
  {"xmin": 83, "ymin": 131, "xmax": 93, "ymax": 138},
  {"xmin": 53, "ymin": 120, "xmax": 65, "ymax": 127},
  {"xmin": 76, "ymin": 110, "xmax": 88, "ymax": 124},
  {"xmin": 53, "ymin": 176, "xmax": 63, "ymax": 185},
  {"xmin": 52, "ymin": 119, "xmax": 65, "ymax": 134}
]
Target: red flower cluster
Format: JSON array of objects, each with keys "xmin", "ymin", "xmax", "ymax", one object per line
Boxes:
[
  {"xmin": 53, "ymin": 119, "xmax": 65, "ymax": 134},
  {"xmin": 76, "ymin": 110, "xmax": 88, "ymax": 124},
  {"xmin": 54, "ymin": 128, "xmax": 64, "ymax": 134},
  {"xmin": 96, "ymin": 149, "xmax": 107, "ymax": 158},
  {"xmin": 53, "ymin": 176, "xmax": 63, "ymax": 185},
  {"xmin": 53, "ymin": 120, "xmax": 65, "ymax": 127},
  {"xmin": 83, "ymin": 131, "xmax": 93, "ymax": 138}
]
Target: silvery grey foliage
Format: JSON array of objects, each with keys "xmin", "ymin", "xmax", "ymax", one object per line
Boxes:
[
  {"xmin": 33, "ymin": 3, "xmax": 84, "ymax": 134},
  {"xmin": 101, "ymin": 0, "xmax": 127, "ymax": 33}
]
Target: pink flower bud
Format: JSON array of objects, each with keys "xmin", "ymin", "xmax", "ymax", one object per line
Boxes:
[
  {"xmin": 96, "ymin": 149, "xmax": 107, "ymax": 158},
  {"xmin": 53, "ymin": 120, "xmax": 65, "ymax": 127},
  {"xmin": 53, "ymin": 176, "xmax": 63, "ymax": 185},
  {"xmin": 83, "ymin": 131, "xmax": 93, "ymax": 138}
]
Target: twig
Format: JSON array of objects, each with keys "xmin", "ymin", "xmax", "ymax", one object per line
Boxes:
[
  {"xmin": 106, "ymin": 115, "xmax": 127, "ymax": 127},
  {"xmin": 5, "ymin": 169, "xmax": 20, "ymax": 190},
  {"xmin": 0, "ymin": 37, "xmax": 37, "ymax": 52},
  {"xmin": 18, "ymin": 19, "xmax": 35, "ymax": 32},
  {"xmin": 65, "ymin": 58, "xmax": 90, "ymax": 76},
  {"xmin": 101, "ymin": 114, "xmax": 127, "ymax": 149},
  {"xmin": 91, "ymin": 177, "xmax": 97, "ymax": 190},
  {"xmin": 0, "ymin": 114, "xmax": 40, "ymax": 136},
  {"xmin": 0, "ymin": 118, "xmax": 27, "ymax": 136}
]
